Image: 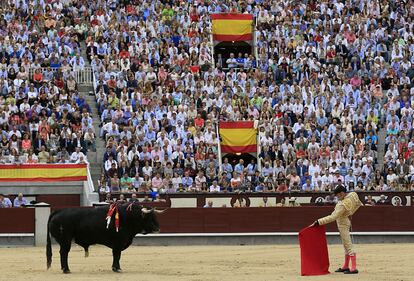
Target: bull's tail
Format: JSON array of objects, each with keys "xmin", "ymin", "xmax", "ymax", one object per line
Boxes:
[{"xmin": 46, "ymin": 211, "xmax": 54, "ymax": 270}]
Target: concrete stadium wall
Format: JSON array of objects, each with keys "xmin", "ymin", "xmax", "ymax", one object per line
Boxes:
[
  {"xmin": 0, "ymin": 181, "xmax": 83, "ymax": 195},
  {"xmin": 0, "ymin": 234, "xmax": 34, "ymax": 246}
]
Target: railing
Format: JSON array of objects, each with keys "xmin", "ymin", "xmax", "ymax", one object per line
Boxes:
[
  {"xmin": 220, "ymin": 67, "xmax": 254, "ymax": 73},
  {"xmin": 210, "ymin": 33, "xmax": 215, "ymax": 68},
  {"xmin": 253, "ymin": 15, "xmax": 258, "ymax": 62},
  {"xmin": 92, "ymin": 67, "xmax": 99, "ymax": 95},
  {"xmin": 216, "ymin": 122, "xmax": 223, "ymax": 173},
  {"xmin": 82, "ymin": 166, "xmax": 98, "ymax": 206},
  {"xmin": 29, "ymin": 67, "xmax": 93, "ymax": 85}
]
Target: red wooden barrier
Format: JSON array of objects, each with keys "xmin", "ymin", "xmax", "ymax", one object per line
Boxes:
[
  {"xmin": 1, "ymin": 206, "xmax": 413, "ymax": 234},
  {"xmin": 36, "ymin": 194, "xmax": 80, "ymax": 207},
  {"xmin": 0, "ymin": 208, "xmax": 35, "ymax": 233},
  {"xmin": 157, "ymin": 206, "xmax": 414, "ymax": 233}
]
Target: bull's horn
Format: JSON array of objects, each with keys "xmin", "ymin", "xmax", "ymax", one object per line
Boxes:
[
  {"xmin": 154, "ymin": 208, "xmax": 166, "ymax": 214},
  {"xmin": 141, "ymin": 208, "xmax": 152, "ymax": 214}
]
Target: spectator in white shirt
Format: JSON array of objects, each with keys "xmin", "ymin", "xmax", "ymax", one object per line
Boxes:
[
  {"xmin": 70, "ymin": 146, "xmax": 87, "ymax": 163},
  {"xmin": 209, "ymin": 181, "xmax": 221, "ymax": 193},
  {"xmin": 105, "ymin": 155, "xmax": 117, "ymax": 171}
]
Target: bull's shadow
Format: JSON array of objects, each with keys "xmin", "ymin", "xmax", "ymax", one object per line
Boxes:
[{"xmin": 46, "ymin": 203, "xmax": 163, "ymax": 273}]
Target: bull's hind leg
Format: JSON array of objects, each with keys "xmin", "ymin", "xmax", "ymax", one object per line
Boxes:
[
  {"xmin": 112, "ymin": 249, "xmax": 122, "ymax": 272},
  {"xmin": 59, "ymin": 242, "xmax": 72, "ymax": 274}
]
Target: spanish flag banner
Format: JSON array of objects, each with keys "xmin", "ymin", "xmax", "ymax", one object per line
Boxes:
[
  {"xmin": 211, "ymin": 13, "xmax": 253, "ymax": 42},
  {"xmin": 220, "ymin": 121, "xmax": 257, "ymax": 153},
  {"xmin": 0, "ymin": 164, "xmax": 87, "ymax": 182}
]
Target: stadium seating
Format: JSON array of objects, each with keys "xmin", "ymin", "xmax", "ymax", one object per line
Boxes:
[{"xmin": 1, "ymin": 0, "xmax": 414, "ymax": 200}]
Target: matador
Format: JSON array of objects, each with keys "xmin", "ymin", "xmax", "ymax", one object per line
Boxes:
[{"xmin": 312, "ymin": 185, "xmax": 363, "ymax": 274}]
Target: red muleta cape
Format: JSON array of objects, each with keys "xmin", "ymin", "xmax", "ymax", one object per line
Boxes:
[{"xmin": 298, "ymin": 225, "xmax": 330, "ymax": 276}]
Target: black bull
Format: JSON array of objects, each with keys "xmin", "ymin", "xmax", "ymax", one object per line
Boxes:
[{"xmin": 46, "ymin": 203, "xmax": 162, "ymax": 273}]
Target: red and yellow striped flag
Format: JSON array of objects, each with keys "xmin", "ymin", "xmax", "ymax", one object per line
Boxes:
[
  {"xmin": 211, "ymin": 14, "xmax": 253, "ymax": 42},
  {"xmin": 219, "ymin": 121, "xmax": 257, "ymax": 153},
  {"xmin": 0, "ymin": 164, "xmax": 87, "ymax": 182}
]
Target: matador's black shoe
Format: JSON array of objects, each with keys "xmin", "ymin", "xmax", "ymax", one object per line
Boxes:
[
  {"xmin": 344, "ymin": 269, "xmax": 359, "ymax": 274},
  {"xmin": 335, "ymin": 268, "xmax": 350, "ymax": 273}
]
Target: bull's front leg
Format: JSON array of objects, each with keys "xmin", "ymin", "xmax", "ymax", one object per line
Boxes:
[{"xmin": 112, "ymin": 248, "xmax": 122, "ymax": 272}]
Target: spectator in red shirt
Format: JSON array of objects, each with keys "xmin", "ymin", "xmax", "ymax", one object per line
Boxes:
[
  {"xmin": 350, "ymin": 74, "xmax": 362, "ymax": 88},
  {"xmin": 194, "ymin": 114, "xmax": 204, "ymax": 128},
  {"xmin": 119, "ymin": 49, "xmax": 130, "ymax": 59}
]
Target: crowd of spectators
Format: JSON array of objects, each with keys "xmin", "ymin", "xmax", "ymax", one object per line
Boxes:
[
  {"xmin": 101, "ymin": 193, "xmax": 400, "ymax": 207},
  {"xmin": 250, "ymin": 0, "xmax": 414, "ymax": 194},
  {"xmin": 0, "ymin": 0, "xmax": 95, "ymax": 165},
  {"xmin": 91, "ymin": 0, "xmax": 414, "ymax": 195},
  {"xmin": 2, "ymin": 0, "xmax": 414, "ymax": 196}
]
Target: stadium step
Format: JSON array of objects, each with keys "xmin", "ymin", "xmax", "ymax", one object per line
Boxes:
[
  {"xmin": 78, "ymin": 84, "xmax": 92, "ymax": 93},
  {"xmin": 89, "ymin": 163, "xmax": 103, "ymax": 174},
  {"xmin": 88, "ymin": 163, "xmax": 104, "ymax": 191},
  {"xmin": 79, "ymin": 42, "xmax": 105, "ymax": 190},
  {"xmin": 375, "ymin": 128, "xmax": 387, "ymax": 171}
]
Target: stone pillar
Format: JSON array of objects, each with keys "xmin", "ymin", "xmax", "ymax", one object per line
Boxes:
[{"xmin": 34, "ymin": 202, "xmax": 51, "ymax": 246}]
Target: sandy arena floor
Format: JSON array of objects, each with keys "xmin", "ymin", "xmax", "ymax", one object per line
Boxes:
[{"xmin": 0, "ymin": 244, "xmax": 412, "ymax": 281}]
